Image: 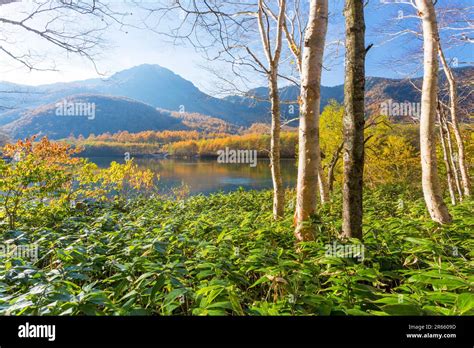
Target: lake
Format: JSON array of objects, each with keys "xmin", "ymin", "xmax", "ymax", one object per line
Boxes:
[{"xmin": 88, "ymin": 157, "xmax": 298, "ymax": 195}]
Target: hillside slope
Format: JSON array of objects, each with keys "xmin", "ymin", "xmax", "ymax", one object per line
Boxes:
[{"xmin": 1, "ymin": 95, "xmax": 185, "ymax": 140}]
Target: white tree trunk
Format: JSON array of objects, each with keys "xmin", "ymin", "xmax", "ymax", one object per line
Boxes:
[
  {"xmin": 445, "ymin": 120, "xmax": 463, "ymax": 199},
  {"xmin": 438, "ymin": 43, "xmax": 471, "ymax": 197},
  {"xmin": 294, "ymin": 0, "xmax": 328, "ymax": 241},
  {"xmin": 415, "ymin": 0, "xmax": 452, "ymax": 224},
  {"xmin": 257, "ymin": 0, "xmax": 286, "ymax": 219},
  {"xmin": 279, "ymin": 6, "xmax": 331, "ymax": 205},
  {"xmin": 438, "ymin": 105, "xmax": 457, "ymax": 205},
  {"xmin": 269, "ymin": 72, "xmax": 285, "ymax": 218},
  {"xmin": 440, "ymin": 103, "xmax": 463, "ymax": 199},
  {"xmin": 318, "ymin": 163, "xmax": 330, "ymax": 203}
]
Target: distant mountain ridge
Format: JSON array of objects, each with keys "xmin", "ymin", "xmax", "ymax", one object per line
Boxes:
[
  {"xmin": 226, "ymin": 66, "xmax": 473, "ymax": 124},
  {"xmin": 0, "ymin": 64, "xmax": 472, "ymax": 140},
  {"xmin": 0, "ymin": 64, "xmax": 261, "ymax": 127},
  {"xmin": 2, "ymin": 95, "xmax": 185, "ymax": 140}
]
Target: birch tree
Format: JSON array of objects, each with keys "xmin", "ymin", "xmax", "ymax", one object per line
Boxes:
[
  {"xmin": 256, "ymin": 0, "xmax": 287, "ymax": 218},
  {"xmin": 438, "ymin": 43, "xmax": 471, "ymax": 198},
  {"xmin": 415, "ymin": 0, "xmax": 452, "ymax": 224},
  {"xmin": 144, "ymin": 1, "xmax": 288, "ymax": 219},
  {"xmin": 294, "ymin": 0, "xmax": 328, "ymax": 241},
  {"xmin": 437, "ymin": 101, "xmax": 458, "ymax": 205},
  {"xmin": 267, "ymin": 0, "xmax": 330, "ymax": 204},
  {"xmin": 376, "ymin": 1, "xmax": 472, "ymax": 206}
]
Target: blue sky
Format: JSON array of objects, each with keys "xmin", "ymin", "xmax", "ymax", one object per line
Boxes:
[{"xmin": 0, "ymin": 0, "xmax": 472, "ymax": 94}]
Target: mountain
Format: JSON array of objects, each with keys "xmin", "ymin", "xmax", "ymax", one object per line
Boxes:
[
  {"xmin": 2, "ymin": 95, "xmax": 186, "ymax": 140},
  {"xmin": 0, "ymin": 65, "xmax": 262, "ymax": 127},
  {"xmin": 225, "ymin": 66, "xmax": 473, "ymax": 124},
  {"xmin": 0, "ymin": 64, "xmax": 472, "ymax": 140},
  {"xmin": 224, "ymin": 84, "xmax": 344, "ymax": 125}
]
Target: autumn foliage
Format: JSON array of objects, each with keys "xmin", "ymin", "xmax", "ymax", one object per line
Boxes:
[{"xmin": 0, "ymin": 137, "xmax": 155, "ymax": 229}]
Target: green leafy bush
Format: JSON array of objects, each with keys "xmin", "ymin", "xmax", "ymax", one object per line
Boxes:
[{"xmin": 0, "ymin": 188, "xmax": 471, "ymax": 316}]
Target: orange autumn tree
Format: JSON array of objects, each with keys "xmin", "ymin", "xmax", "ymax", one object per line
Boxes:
[
  {"xmin": 0, "ymin": 137, "xmax": 154, "ymax": 229},
  {"xmin": 0, "ymin": 137, "xmax": 81, "ymax": 229}
]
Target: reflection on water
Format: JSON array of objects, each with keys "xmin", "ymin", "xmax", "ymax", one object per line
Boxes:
[{"xmin": 87, "ymin": 157, "xmax": 297, "ymax": 195}]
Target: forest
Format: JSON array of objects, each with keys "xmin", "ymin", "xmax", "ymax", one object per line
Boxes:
[{"xmin": 0, "ymin": 0, "xmax": 472, "ymax": 328}]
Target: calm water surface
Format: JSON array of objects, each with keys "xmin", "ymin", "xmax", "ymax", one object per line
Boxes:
[{"xmin": 88, "ymin": 157, "xmax": 297, "ymax": 195}]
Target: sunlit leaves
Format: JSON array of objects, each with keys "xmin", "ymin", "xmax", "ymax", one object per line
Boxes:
[{"xmin": 0, "ymin": 188, "xmax": 472, "ymax": 316}]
